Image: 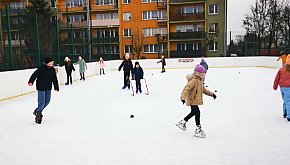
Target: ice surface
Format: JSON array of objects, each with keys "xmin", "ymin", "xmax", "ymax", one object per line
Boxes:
[{"xmin": 0, "ymin": 67, "xmax": 289, "ymax": 165}]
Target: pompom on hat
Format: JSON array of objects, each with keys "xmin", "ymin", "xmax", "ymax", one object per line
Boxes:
[
  {"xmin": 286, "ymin": 54, "xmax": 290, "ymax": 65},
  {"xmin": 194, "ymin": 64, "xmax": 206, "ymax": 73}
]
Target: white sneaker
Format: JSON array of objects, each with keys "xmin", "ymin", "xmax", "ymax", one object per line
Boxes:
[
  {"xmin": 194, "ymin": 125, "xmax": 206, "ymax": 138},
  {"xmin": 176, "ymin": 120, "xmax": 187, "ymax": 131}
]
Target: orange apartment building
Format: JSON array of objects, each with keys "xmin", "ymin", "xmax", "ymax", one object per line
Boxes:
[{"xmin": 0, "ymin": 0, "xmax": 227, "ymax": 63}]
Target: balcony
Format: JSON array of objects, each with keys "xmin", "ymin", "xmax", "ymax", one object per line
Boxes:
[
  {"xmin": 91, "ymin": 19, "xmax": 119, "ymax": 27},
  {"xmin": 92, "ymin": 37, "xmax": 119, "ymax": 44},
  {"xmin": 157, "ymin": 18, "xmax": 167, "ymax": 25},
  {"xmin": 4, "ymin": 40, "xmax": 25, "ymax": 46},
  {"xmin": 2, "ymin": 8, "xmax": 25, "ymax": 15},
  {"xmin": 169, "ymin": 32, "xmax": 205, "ymax": 40},
  {"xmin": 169, "ymin": 0, "xmax": 205, "ymax": 3},
  {"xmin": 170, "ymin": 50, "xmax": 202, "ymax": 58},
  {"xmin": 169, "ymin": 12, "xmax": 205, "ymax": 22},
  {"xmin": 157, "ymin": 1, "xmax": 167, "ymax": 8},
  {"xmin": 59, "ymin": 21, "xmax": 88, "ymax": 28}
]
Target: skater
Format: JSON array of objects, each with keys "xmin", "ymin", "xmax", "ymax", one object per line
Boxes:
[
  {"xmin": 59, "ymin": 56, "xmax": 75, "ymax": 85},
  {"xmin": 99, "ymin": 57, "xmax": 105, "ymax": 75},
  {"xmin": 277, "ymin": 51, "xmax": 287, "ymax": 67},
  {"xmin": 273, "ymin": 54, "xmax": 290, "ymax": 121},
  {"xmin": 132, "ymin": 61, "xmax": 144, "ymax": 93},
  {"xmin": 28, "ymin": 57, "xmax": 59, "ymax": 124},
  {"xmin": 157, "ymin": 55, "xmax": 166, "ymax": 73},
  {"xmin": 75, "ymin": 56, "xmax": 87, "ymax": 81},
  {"xmin": 199, "ymin": 56, "xmax": 208, "ymax": 83},
  {"xmin": 176, "ymin": 64, "xmax": 216, "ymax": 138},
  {"xmin": 118, "ymin": 53, "xmax": 133, "ymax": 89}
]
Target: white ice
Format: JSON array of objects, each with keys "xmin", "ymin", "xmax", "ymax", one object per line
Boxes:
[{"xmin": 0, "ymin": 67, "xmax": 290, "ymax": 165}]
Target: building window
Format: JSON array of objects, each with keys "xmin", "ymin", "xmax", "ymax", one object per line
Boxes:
[
  {"xmin": 142, "ymin": 28, "xmax": 167, "ymax": 37},
  {"xmin": 181, "ymin": 5, "xmax": 204, "ymax": 14},
  {"xmin": 176, "ymin": 24, "xmax": 202, "ymax": 32},
  {"xmin": 142, "ymin": 0, "xmax": 158, "ymax": 3},
  {"xmin": 66, "ymin": 0, "xmax": 86, "ymax": 8},
  {"xmin": 123, "ymin": 0, "xmax": 130, "ymax": 4},
  {"xmin": 51, "ymin": 0, "xmax": 56, "ymax": 7},
  {"xmin": 97, "ymin": 29, "xmax": 118, "ymax": 38},
  {"xmin": 142, "ymin": 10, "xmax": 166, "ymax": 20},
  {"xmin": 123, "ymin": 12, "xmax": 132, "ymax": 21},
  {"xmin": 209, "ymin": 23, "xmax": 218, "ymax": 33},
  {"xmin": 9, "ymin": 2, "xmax": 24, "ymax": 9},
  {"xmin": 95, "ymin": 0, "xmax": 115, "ymax": 5},
  {"xmin": 144, "ymin": 44, "xmax": 164, "ymax": 53},
  {"xmin": 177, "ymin": 43, "xmax": 201, "ymax": 51},
  {"xmin": 209, "ymin": 4, "xmax": 218, "ymax": 15},
  {"xmin": 208, "ymin": 42, "xmax": 218, "ymax": 51},
  {"xmin": 124, "ymin": 45, "xmax": 132, "ymax": 53},
  {"xmin": 96, "ymin": 13, "xmax": 118, "ymax": 20},
  {"xmin": 68, "ymin": 15, "xmax": 86, "ymax": 22},
  {"xmin": 123, "ymin": 29, "xmax": 131, "ymax": 37}
]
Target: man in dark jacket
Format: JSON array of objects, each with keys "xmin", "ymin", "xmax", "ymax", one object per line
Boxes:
[
  {"xmin": 132, "ymin": 61, "xmax": 144, "ymax": 93},
  {"xmin": 157, "ymin": 55, "xmax": 166, "ymax": 73},
  {"xmin": 28, "ymin": 57, "xmax": 59, "ymax": 124},
  {"xmin": 118, "ymin": 53, "xmax": 133, "ymax": 89}
]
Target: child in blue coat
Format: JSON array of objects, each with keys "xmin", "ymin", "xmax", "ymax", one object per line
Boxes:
[{"xmin": 132, "ymin": 61, "xmax": 144, "ymax": 93}]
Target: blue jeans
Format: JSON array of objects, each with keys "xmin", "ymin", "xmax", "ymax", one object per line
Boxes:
[
  {"xmin": 37, "ymin": 90, "xmax": 51, "ymax": 113},
  {"xmin": 280, "ymin": 88, "xmax": 290, "ymax": 118}
]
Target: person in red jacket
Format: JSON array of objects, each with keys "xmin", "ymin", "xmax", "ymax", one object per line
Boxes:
[{"xmin": 273, "ymin": 54, "xmax": 290, "ymax": 121}]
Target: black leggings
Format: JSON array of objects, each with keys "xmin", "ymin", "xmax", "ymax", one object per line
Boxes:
[
  {"xmin": 184, "ymin": 105, "xmax": 200, "ymax": 126},
  {"xmin": 66, "ymin": 72, "xmax": 72, "ymax": 84},
  {"xmin": 123, "ymin": 71, "xmax": 130, "ymax": 86}
]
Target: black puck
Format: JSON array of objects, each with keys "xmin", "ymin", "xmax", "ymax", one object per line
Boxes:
[{"xmin": 130, "ymin": 115, "xmax": 134, "ymax": 118}]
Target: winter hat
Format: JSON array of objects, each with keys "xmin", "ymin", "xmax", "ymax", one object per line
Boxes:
[
  {"xmin": 100, "ymin": 57, "xmax": 103, "ymax": 61},
  {"xmin": 286, "ymin": 55, "xmax": 290, "ymax": 65},
  {"xmin": 194, "ymin": 64, "xmax": 206, "ymax": 73},
  {"xmin": 64, "ymin": 57, "xmax": 70, "ymax": 61},
  {"xmin": 135, "ymin": 61, "xmax": 139, "ymax": 66},
  {"xmin": 44, "ymin": 57, "xmax": 54, "ymax": 64}
]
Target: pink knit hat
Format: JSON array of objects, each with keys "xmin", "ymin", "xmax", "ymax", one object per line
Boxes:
[{"xmin": 194, "ymin": 64, "xmax": 206, "ymax": 73}]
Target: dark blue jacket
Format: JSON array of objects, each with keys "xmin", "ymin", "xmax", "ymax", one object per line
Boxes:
[{"xmin": 132, "ymin": 67, "xmax": 144, "ymax": 80}]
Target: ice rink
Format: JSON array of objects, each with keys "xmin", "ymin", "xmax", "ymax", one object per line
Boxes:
[{"xmin": 0, "ymin": 67, "xmax": 290, "ymax": 165}]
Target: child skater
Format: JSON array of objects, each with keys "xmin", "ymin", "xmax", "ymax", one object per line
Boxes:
[
  {"xmin": 75, "ymin": 56, "xmax": 87, "ymax": 81},
  {"xmin": 59, "ymin": 56, "xmax": 75, "ymax": 85},
  {"xmin": 176, "ymin": 64, "xmax": 216, "ymax": 138},
  {"xmin": 273, "ymin": 54, "xmax": 290, "ymax": 121},
  {"xmin": 118, "ymin": 53, "xmax": 133, "ymax": 89},
  {"xmin": 99, "ymin": 57, "xmax": 105, "ymax": 75},
  {"xmin": 199, "ymin": 56, "xmax": 208, "ymax": 83},
  {"xmin": 132, "ymin": 61, "xmax": 144, "ymax": 93},
  {"xmin": 28, "ymin": 57, "xmax": 59, "ymax": 124},
  {"xmin": 157, "ymin": 55, "xmax": 166, "ymax": 73}
]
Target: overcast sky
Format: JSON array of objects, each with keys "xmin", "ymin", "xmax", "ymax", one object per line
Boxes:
[{"xmin": 227, "ymin": 0, "xmax": 256, "ymax": 37}]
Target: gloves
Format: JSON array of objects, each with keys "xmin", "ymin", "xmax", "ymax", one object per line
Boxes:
[
  {"xmin": 181, "ymin": 100, "xmax": 185, "ymax": 104},
  {"xmin": 213, "ymin": 93, "xmax": 217, "ymax": 100}
]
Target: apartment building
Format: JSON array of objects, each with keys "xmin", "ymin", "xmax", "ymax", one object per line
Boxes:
[{"xmin": 0, "ymin": 0, "xmax": 227, "ymax": 64}]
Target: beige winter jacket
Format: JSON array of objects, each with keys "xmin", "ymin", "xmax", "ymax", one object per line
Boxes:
[{"xmin": 180, "ymin": 72, "xmax": 214, "ymax": 106}]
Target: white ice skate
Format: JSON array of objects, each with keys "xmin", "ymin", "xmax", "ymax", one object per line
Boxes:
[
  {"xmin": 176, "ymin": 120, "xmax": 187, "ymax": 131},
  {"xmin": 194, "ymin": 125, "xmax": 206, "ymax": 138}
]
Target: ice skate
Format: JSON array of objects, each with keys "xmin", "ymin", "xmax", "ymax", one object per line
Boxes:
[
  {"xmin": 33, "ymin": 108, "xmax": 37, "ymax": 116},
  {"xmin": 35, "ymin": 111, "xmax": 43, "ymax": 124},
  {"xmin": 194, "ymin": 125, "xmax": 206, "ymax": 138},
  {"xmin": 176, "ymin": 119, "xmax": 187, "ymax": 131},
  {"xmin": 139, "ymin": 88, "xmax": 142, "ymax": 93}
]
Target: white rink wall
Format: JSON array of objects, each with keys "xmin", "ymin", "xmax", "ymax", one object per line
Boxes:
[{"xmin": 0, "ymin": 57, "xmax": 281, "ymax": 100}]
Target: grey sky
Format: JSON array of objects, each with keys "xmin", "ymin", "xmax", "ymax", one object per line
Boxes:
[{"xmin": 227, "ymin": 0, "xmax": 255, "ymax": 37}]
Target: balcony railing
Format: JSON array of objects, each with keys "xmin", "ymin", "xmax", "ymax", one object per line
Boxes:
[
  {"xmin": 169, "ymin": 12, "xmax": 205, "ymax": 21},
  {"xmin": 157, "ymin": 1, "xmax": 167, "ymax": 8},
  {"xmin": 59, "ymin": 21, "xmax": 88, "ymax": 28},
  {"xmin": 170, "ymin": 50, "xmax": 202, "ymax": 58},
  {"xmin": 92, "ymin": 37, "xmax": 119, "ymax": 43},
  {"xmin": 169, "ymin": 0, "xmax": 206, "ymax": 3},
  {"xmin": 91, "ymin": 19, "xmax": 119, "ymax": 27},
  {"xmin": 169, "ymin": 32, "xmax": 205, "ymax": 40}
]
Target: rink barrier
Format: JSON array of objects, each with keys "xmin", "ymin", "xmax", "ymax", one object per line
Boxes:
[{"xmin": 0, "ymin": 57, "xmax": 281, "ymax": 101}]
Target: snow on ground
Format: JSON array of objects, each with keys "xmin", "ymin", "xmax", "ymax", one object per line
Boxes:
[{"xmin": 0, "ymin": 67, "xmax": 290, "ymax": 165}]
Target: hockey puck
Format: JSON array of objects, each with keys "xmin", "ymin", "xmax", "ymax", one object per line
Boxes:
[
  {"xmin": 130, "ymin": 115, "xmax": 134, "ymax": 118},
  {"xmin": 214, "ymin": 90, "xmax": 217, "ymax": 92},
  {"xmin": 152, "ymin": 74, "xmax": 153, "ymax": 75}
]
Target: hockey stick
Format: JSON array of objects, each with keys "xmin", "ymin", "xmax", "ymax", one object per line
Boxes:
[
  {"xmin": 130, "ymin": 80, "xmax": 135, "ymax": 96},
  {"xmin": 143, "ymin": 78, "xmax": 149, "ymax": 95}
]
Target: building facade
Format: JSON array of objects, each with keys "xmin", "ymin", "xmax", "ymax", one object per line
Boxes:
[{"xmin": 0, "ymin": 0, "xmax": 227, "ymax": 65}]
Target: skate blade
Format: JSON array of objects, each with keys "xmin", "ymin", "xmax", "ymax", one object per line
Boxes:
[
  {"xmin": 194, "ymin": 134, "xmax": 206, "ymax": 138},
  {"xmin": 175, "ymin": 124, "xmax": 186, "ymax": 131}
]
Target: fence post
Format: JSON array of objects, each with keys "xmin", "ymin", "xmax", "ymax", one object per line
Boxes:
[
  {"xmin": 5, "ymin": 4, "xmax": 13, "ymax": 70},
  {"xmin": 35, "ymin": 13, "xmax": 40, "ymax": 66},
  {"xmin": 56, "ymin": 19, "xmax": 60, "ymax": 64}
]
